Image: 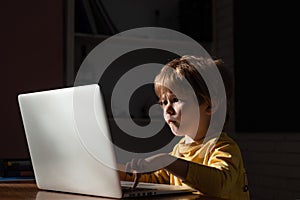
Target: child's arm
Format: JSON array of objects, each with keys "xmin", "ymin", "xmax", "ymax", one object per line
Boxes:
[
  {"xmin": 127, "ymin": 153, "xmax": 189, "ymax": 180},
  {"xmin": 120, "ymin": 157, "xmax": 171, "ymax": 184},
  {"xmin": 124, "ymin": 153, "xmax": 189, "ymax": 183},
  {"xmin": 172, "ymin": 142, "xmax": 244, "ymax": 197},
  {"xmin": 125, "ymin": 142, "xmax": 244, "ymax": 197}
]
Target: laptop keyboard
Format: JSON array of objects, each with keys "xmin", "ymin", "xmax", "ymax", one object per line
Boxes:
[
  {"xmin": 122, "ymin": 186, "xmax": 157, "ymax": 192},
  {"xmin": 122, "ymin": 186, "xmax": 158, "ymax": 197}
]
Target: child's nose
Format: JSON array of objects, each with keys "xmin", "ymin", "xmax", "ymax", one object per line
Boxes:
[{"xmin": 165, "ymin": 103, "xmax": 175, "ymax": 115}]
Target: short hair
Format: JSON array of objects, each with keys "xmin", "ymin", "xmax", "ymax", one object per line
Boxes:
[{"xmin": 154, "ymin": 55, "xmax": 232, "ymax": 125}]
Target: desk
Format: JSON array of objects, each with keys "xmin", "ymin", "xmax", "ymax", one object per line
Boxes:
[{"xmin": 0, "ymin": 181, "xmax": 226, "ymax": 200}]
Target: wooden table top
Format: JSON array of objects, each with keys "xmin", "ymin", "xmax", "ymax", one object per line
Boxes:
[{"xmin": 0, "ymin": 181, "xmax": 226, "ymax": 200}]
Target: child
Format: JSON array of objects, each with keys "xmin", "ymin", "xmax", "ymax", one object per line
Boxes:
[{"xmin": 120, "ymin": 55, "xmax": 250, "ymax": 200}]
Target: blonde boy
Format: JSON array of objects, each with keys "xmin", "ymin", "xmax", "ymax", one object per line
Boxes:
[{"xmin": 121, "ymin": 55, "xmax": 250, "ymax": 200}]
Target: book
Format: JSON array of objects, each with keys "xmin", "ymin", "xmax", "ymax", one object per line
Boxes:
[{"xmin": 0, "ymin": 159, "xmax": 34, "ymax": 178}]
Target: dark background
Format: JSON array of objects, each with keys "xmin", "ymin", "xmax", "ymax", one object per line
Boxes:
[
  {"xmin": 233, "ymin": 1, "xmax": 300, "ymax": 132},
  {"xmin": 0, "ymin": 0, "xmax": 64, "ymax": 159},
  {"xmin": 0, "ymin": 0, "xmax": 299, "ymax": 198}
]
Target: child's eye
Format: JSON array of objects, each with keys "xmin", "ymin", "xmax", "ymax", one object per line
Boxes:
[
  {"xmin": 162, "ymin": 100, "xmax": 168, "ymax": 105},
  {"xmin": 158, "ymin": 98, "xmax": 180, "ymax": 107},
  {"xmin": 158, "ymin": 100, "xmax": 168, "ymax": 106},
  {"xmin": 172, "ymin": 98, "xmax": 179, "ymax": 103}
]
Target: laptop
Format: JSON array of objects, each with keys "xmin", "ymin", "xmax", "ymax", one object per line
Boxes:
[{"xmin": 18, "ymin": 84, "xmax": 196, "ymax": 198}]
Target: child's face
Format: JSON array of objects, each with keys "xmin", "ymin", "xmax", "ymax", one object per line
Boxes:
[{"xmin": 159, "ymin": 90, "xmax": 204, "ymax": 138}]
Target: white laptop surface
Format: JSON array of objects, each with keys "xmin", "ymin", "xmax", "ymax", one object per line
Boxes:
[{"xmin": 18, "ymin": 84, "xmax": 195, "ymax": 198}]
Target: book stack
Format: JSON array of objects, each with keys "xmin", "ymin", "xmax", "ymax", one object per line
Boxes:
[{"xmin": 0, "ymin": 159, "xmax": 34, "ymax": 178}]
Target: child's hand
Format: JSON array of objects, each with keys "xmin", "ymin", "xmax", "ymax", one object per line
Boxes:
[
  {"xmin": 125, "ymin": 153, "xmax": 176, "ymax": 189},
  {"xmin": 125, "ymin": 153, "xmax": 177, "ymax": 174}
]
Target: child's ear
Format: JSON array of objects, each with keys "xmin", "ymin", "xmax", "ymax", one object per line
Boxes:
[
  {"xmin": 206, "ymin": 104, "xmax": 212, "ymax": 115},
  {"xmin": 205, "ymin": 99, "xmax": 219, "ymax": 115}
]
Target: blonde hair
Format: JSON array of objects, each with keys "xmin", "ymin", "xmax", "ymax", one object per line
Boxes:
[{"xmin": 155, "ymin": 55, "xmax": 229, "ymax": 101}]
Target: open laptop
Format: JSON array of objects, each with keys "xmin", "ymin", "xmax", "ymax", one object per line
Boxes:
[{"xmin": 18, "ymin": 84, "xmax": 196, "ymax": 198}]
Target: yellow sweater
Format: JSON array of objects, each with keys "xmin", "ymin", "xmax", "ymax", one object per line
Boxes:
[{"xmin": 125, "ymin": 132, "xmax": 250, "ymax": 200}]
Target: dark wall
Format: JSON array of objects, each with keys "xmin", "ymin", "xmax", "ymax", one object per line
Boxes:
[
  {"xmin": 0, "ymin": 0, "xmax": 64, "ymax": 158},
  {"xmin": 234, "ymin": 1, "xmax": 300, "ymax": 132}
]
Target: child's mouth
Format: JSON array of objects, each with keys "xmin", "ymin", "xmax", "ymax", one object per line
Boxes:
[{"xmin": 168, "ymin": 120, "xmax": 179, "ymax": 127}]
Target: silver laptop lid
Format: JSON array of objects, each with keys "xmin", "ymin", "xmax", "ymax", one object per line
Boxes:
[{"xmin": 18, "ymin": 84, "xmax": 123, "ymax": 198}]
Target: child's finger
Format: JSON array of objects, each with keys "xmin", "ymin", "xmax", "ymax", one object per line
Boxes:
[{"xmin": 131, "ymin": 172, "xmax": 141, "ymax": 189}]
